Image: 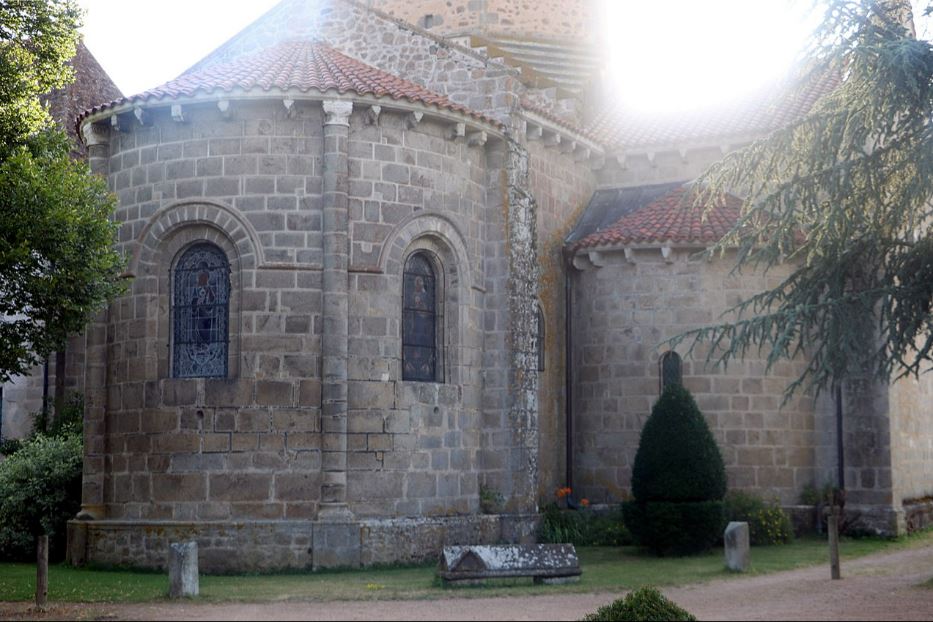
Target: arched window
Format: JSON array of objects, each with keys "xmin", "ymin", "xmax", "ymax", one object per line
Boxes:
[
  {"xmin": 537, "ymin": 304, "xmax": 546, "ymax": 372},
  {"xmin": 659, "ymin": 351, "xmax": 683, "ymax": 392},
  {"xmin": 172, "ymin": 243, "xmax": 230, "ymax": 378},
  {"xmin": 402, "ymin": 252, "xmax": 440, "ymax": 382}
]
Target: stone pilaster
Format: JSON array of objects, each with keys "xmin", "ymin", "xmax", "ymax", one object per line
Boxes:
[
  {"xmin": 318, "ymin": 100, "xmax": 353, "ymax": 520},
  {"xmin": 505, "ymin": 138, "xmax": 540, "ymax": 514}
]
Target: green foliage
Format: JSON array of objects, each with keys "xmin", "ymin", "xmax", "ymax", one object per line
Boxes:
[
  {"xmin": 668, "ymin": 1, "xmax": 933, "ymax": 398},
  {"xmin": 724, "ymin": 492, "xmax": 794, "ymax": 545},
  {"xmin": 623, "ymin": 500, "xmax": 725, "ymax": 556},
  {"xmin": 479, "ymin": 485, "xmax": 505, "ymax": 514},
  {"xmin": 0, "ymin": 437, "xmax": 23, "ymax": 457},
  {"xmin": 626, "ymin": 385, "xmax": 726, "ymax": 555},
  {"xmin": 32, "ymin": 393, "xmax": 84, "ymax": 439},
  {"xmin": 0, "ymin": 129, "xmax": 125, "ymax": 382},
  {"xmin": 0, "ymin": 432, "xmax": 83, "ymax": 561},
  {"xmin": 0, "ymin": 0, "xmax": 82, "ymax": 150},
  {"xmin": 581, "ymin": 586, "xmax": 696, "ymax": 622},
  {"xmin": 538, "ymin": 505, "xmax": 633, "ymax": 547},
  {"xmin": 631, "ymin": 385, "xmax": 726, "ymax": 502}
]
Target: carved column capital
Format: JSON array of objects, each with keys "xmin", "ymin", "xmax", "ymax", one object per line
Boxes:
[{"xmin": 322, "ymin": 100, "xmax": 353, "ymax": 126}]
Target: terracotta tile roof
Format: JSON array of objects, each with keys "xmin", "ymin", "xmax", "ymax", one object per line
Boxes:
[
  {"xmin": 77, "ymin": 40, "xmax": 500, "ymax": 128},
  {"xmin": 521, "ymin": 98, "xmax": 600, "ymax": 143},
  {"xmin": 573, "ymin": 185, "xmax": 743, "ymax": 250},
  {"xmin": 587, "ymin": 70, "xmax": 839, "ymax": 150}
]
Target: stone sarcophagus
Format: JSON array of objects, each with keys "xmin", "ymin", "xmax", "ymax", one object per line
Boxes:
[{"xmin": 438, "ymin": 544, "xmax": 582, "ymax": 585}]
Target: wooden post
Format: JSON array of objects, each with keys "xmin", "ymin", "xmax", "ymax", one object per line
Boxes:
[
  {"xmin": 828, "ymin": 506, "xmax": 841, "ymax": 580},
  {"xmin": 36, "ymin": 535, "xmax": 49, "ymax": 610}
]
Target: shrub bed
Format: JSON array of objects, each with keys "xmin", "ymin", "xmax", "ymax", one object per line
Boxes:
[{"xmin": 582, "ymin": 586, "xmax": 696, "ymax": 621}]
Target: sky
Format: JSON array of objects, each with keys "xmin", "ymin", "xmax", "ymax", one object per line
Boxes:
[{"xmin": 77, "ymin": 0, "xmax": 932, "ymax": 114}]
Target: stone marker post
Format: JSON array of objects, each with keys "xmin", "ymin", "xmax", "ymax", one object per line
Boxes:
[
  {"xmin": 36, "ymin": 535, "xmax": 49, "ymax": 610},
  {"xmin": 829, "ymin": 506, "xmax": 841, "ymax": 580},
  {"xmin": 724, "ymin": 521, "xmax": 750, "ymax": 572},
  {"xmin": 168, "ymin": 541, "xmax": 199, "ymax": 598}
]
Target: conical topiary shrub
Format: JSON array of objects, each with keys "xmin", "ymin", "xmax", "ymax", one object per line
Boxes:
[{"xmin": 623, "ymin": 384, "xmax": 726, "ymax": 555}]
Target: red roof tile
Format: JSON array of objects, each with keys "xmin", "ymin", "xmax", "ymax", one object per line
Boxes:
[
  {"xmin": 573, "ymin": 185, "xmax": 743, "ymax": 249},
  {"xmin": 77, "ymin": 40, "xmax": 499, "ymax": 128},
  {"xmin": 587, "ymin": 70, "xmax": 839, "ymax": 150}
]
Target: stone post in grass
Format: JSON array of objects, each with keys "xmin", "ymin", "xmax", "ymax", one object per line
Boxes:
[
  {"xmin": 36, "ymin": 535, "xmax": 49, "ymax": 610},
  {"xmin": 169, "ymin": 541, "xmax": 199, "ymax": 598}
]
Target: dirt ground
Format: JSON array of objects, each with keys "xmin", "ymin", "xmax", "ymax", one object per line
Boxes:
[{"xmin": 3, "ymin": 544, "xmax": 933, "ymax": 621}]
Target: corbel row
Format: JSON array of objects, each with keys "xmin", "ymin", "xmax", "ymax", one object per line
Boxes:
[{"xmin": 524, "ymin": 118, "xmax": 604, "ymax": 169}]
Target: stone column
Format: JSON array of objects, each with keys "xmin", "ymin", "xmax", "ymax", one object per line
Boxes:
[
  {"xmin": 77, "ymin": 123, "xmax": 111, "ymax": 520},
  {"xmin": 318, "ymin": 100, "xmax": 353, "ymax": 520}
]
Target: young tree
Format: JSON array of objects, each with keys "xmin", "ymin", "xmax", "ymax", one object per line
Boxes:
[
  {"xmin": 672, "ymin": 0, "xmax": 933, "ymax": 398},
  {"xmin": 0, "ymin": 0, "xmax": 124, "ymax": 382}
]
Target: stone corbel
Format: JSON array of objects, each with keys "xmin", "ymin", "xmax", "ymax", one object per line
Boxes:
[
  {"xmin": 109, "ymin": 114, "xmax": 123, "ymax": 133},
  {"xmin": 573, "ymin": 146, "xmax": 591, "ymax": 162},
  {"xmin": 217, "ymin": 99, "xmax": 233, "ymax": 120},
  {"xmin": 366, "ymin": 105, "xmax": 382, "ymax": 125},
  {"xmin": 624, "ymin": 247, "xmax": 635, "ymax": 264},
  {"xmin": 283, "ymin": 98, "xmax": 296, "ymax": 118},
  {"xmin": 405, "ymin": 111, "xmax": 423, "ymax": 129},
  {"xmin": 587, "ymin": 250, "xmax": 606, "ymax": 267},
  {"xmin": 661, "ymin": 244, "xmax": 673, "ymax": 263},
  {"xmin": 646, "ymin": 152, "xmax": 657, "ymax": 168},
  {"xmin": 171, "ymin": 104, "xmax": 186, "ymax": 123},
  {"xmin": 322, "ymin": 100, "xmax": 353, "ymax": 126},
  {"xmin": 526, "ymin": 123, "xmax": 543, "ymax": 141},
  {"xmin": 559, "ymin": 139, "xmax": 575, "ymax": 154},
  {"xmin": 467, "ymin": 131, "xmax": 487, "ymax": 147},
  {"xmin": 133, "ymin": 106, "xmax": 150, "ymax": 126},
  {"xmin": 81, "ymin": 121, "xmax": 110, "ymax": 146},
  {"xmin": 615, "ymin": 154, "xmax": 627, "ymax": 170},
  {"xmin": 447, "ymin": 122, "xmax": 466, "ymax": 140},
  {"xmin": 678, "ymin": 147, "xmax": 689, "ymax": 164},
  {"xmin": 543, "ymin": 132, "xmax": 561, "ymax": 149}
]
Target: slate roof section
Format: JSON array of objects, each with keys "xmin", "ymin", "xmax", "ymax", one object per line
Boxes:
[
  {"xmin": 565, "ymin": 181, "xmax": 684, "ymax": 245},
  {"xmin": 77, "ymin": 40, "xmax": 500, "ymax": 129},
  {"xmin": 572, "ymin": 184, "xmax": 743, "ymax": 250},
  {"xmin": 586, "ymin": 70, "xmax": 839, "ymax": 150},
  {"xmin": 43, "ymin": 41, "xmax": 123, "ymax": 157}
]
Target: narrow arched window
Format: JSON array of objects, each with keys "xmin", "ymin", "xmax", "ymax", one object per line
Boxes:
[
  {"xmin": 659, "ymin": 351, "xmax": 682, "ymax": 392},
  {"xmin": 172, "ymin": 243, "xmax": 230, "ymax": 378},
  {"xmin": 402, "ymin": 252, "xmax": 439, "ymax": 382},
  {"xmin": 537, "ymin": 304, "xmax": 546, "ymax": 372}
]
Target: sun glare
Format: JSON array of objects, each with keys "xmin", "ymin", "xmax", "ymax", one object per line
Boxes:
[{"xmin": 604, "ymin": 0, "xmax": 817, "ymax": 114}]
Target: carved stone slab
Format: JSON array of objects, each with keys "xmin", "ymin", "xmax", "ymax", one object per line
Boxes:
[{"xmin": 438, "ymin": 544, "xmax": 581, "ymax": 584}]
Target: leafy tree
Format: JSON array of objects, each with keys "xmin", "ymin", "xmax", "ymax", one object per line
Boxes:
[
  {"xmin": 670, "ymin": 0, "xmax": 933, "ymax": 398},
  {"xmin": 0, "ymin": 0, "xmax": 124, "ymax": 382}
]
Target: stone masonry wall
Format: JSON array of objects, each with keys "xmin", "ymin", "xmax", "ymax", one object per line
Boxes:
[
  {"xmin": 342, "ymin": 109, "xmax": 492, "ymax": 517},
  {"xmin": 92, "ymin": 98, "xmax": 507, "ymax": 522},
  {"xmin": 362, "ymin": 0, "xmax": 595, "ymax": 42},
  {"xmin": 99, "ymin": 99, "xmax": 325, "ymax": 521},
  {"xmin": 890, "ymin": 373, "xmax": 933, "ymax": 506},
  {"xmin": 571, "ymin": 248, "xmax": 832, "ymax": 505},
  {"xmin": 526, "ymin": 140, "xmax": 596, "ymax": 500}
]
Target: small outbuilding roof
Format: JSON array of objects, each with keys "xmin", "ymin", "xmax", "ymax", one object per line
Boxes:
[
  {"xmin": 77, "ymin": 40, "xmax": 501, "ymax": 129},
  {"xmin": 571, "ymin": 184, "xmax": 742, "ymax": 250}
]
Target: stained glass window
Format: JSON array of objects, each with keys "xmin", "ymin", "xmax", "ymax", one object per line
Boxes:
[
  {"xmin": 172, "ymin": 243, "xmax": 230, "ymax": 378},
  {"xmin": 402, "ymin": 253, "xmax": 438, "ymax": 382},
  {"xmin": 660, "ymin": 351, "xmax": 682, "ymax": 392}
]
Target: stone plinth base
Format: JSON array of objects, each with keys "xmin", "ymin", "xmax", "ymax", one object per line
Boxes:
[{"xmin": 67, "ymin": 514, "xmax": 540, "ymax": 573}]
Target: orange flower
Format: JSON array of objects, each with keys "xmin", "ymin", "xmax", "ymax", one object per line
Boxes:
[
  {"xmin": 555, "ymin": 487, "xmax": 572, "ymax": 499},
  {"xmin": 581, "ymin": 498, "xmax": 590, "ymax": 508}
]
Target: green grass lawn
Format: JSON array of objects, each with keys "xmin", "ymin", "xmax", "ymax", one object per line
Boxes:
[{"xmin": 2, "ymin": 532, "xmax": 931, "ymax": 604}]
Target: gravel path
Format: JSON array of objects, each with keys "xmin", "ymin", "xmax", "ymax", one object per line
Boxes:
[{"xmin": 4, "ymin": 544, "xmax": 933, "ymax": 621}]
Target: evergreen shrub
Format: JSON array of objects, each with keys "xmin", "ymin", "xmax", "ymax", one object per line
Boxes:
[
  {"xmin": 623, "ymin": 384, "xmax": 726, "ymax": 555},
  {"xmin": 581, "ymin": 586, "xmax": 696, "ymax": 621}
]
